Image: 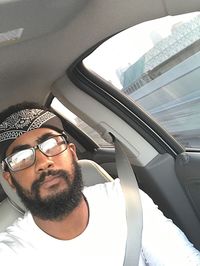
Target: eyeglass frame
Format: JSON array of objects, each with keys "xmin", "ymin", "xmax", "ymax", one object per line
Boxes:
[{"xmin": 2, "ymin": 132, "xmax": 69, "ymax": 172}]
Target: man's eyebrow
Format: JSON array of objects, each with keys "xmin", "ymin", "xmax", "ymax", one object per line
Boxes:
[
  {"xmin": 10, "ymin": 133, "xmax": 57, "ymax": 155},
  {"xmin": 36, "ymin": 132, "xmax": 58, "ymax": 144}
]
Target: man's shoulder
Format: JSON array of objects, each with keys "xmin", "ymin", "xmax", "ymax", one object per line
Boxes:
[
  {"xmin": 83, "ymin": 178, "xmax": 157, "ymax": 212},
  {"xmin": 83, "ymin": 178, "xmax": 121, "ymax": 195},
  {"xmin": 83, "ymin": 179, "xmax": 125, "ymax": 207},
  {"xmin": 83, "ymin": 178, "xmax": 148, "ymax": 198},
  {"xmin": 0, "ymin": 211, "xmax": 32, "ymax": 242}
]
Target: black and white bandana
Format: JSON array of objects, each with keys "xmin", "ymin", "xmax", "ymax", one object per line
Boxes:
[{"xmin": 0, "ymin": 108, "xmax": 64, "ymax": 161}]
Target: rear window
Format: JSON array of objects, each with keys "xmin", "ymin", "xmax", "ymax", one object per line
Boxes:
[{"xmin": 51, "ymin": 98, "xmax": 113, "ymax": 148}]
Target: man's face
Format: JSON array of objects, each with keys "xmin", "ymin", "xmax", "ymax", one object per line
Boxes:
[{"xmin": 3, "ymin": 128, "xmax": 83, "ymax": 220}]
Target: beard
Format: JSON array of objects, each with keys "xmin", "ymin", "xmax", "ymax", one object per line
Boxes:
[{"xmin": 10, "ymin": 159, "xmax": 83, "ymax": 221}]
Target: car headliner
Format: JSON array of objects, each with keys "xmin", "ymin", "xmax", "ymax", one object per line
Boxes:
[{"xmin": 0, "ymin": 0, "xmax": 199, "ymax": 110}]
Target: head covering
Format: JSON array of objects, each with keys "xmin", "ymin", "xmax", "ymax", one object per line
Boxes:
[{"xmin": 0, "ymin": 108, "xmax": 64, "ymax": 161}]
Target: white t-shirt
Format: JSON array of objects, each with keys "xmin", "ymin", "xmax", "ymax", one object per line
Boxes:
[{"xmin": 0, "ymin": 179, "xmax": 200, "ymax": 266}]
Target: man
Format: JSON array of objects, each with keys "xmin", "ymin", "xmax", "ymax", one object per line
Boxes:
[{"xmin": 0, "ymin": 102, "xmax": 199, "ymax": 265}]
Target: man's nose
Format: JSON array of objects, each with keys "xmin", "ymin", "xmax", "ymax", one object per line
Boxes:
[{"xmin": 35, "ymin": 149, "xmax": 54, "ymax": 172}]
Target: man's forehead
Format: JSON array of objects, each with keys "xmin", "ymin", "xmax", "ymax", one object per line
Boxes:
[{"xmin": 7, "ymin": 128, "xmax": 59, "ymax": 154}]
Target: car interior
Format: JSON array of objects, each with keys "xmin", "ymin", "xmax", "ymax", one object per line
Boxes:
[{"xmin": 0, "ymin": 0, "xmax": 200, "ymax": 259}]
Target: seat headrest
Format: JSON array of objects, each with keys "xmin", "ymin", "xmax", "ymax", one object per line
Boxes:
[{"xmin": 0, "ymin": 159, "xmax": 113, "ymax": 212}]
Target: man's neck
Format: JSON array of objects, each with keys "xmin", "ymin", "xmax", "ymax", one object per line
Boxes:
[{"xmin": 32, "ymin": 197, "xmax": 89, "ymax": 240}]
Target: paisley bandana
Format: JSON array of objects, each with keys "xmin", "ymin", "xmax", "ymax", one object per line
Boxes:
[{"xmin": 0, "ymin": 108, "xmax": 64, "ymax": 161}]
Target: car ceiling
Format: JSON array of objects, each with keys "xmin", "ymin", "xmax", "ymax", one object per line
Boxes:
[{"xmin": 0, "ymin": 0, "xmax": 199, "ymax": 110}]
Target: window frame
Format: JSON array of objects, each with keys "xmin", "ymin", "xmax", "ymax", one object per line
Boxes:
[{"xmin": 67, "ymin": 61, "xmax": 185, "ymax": 157}]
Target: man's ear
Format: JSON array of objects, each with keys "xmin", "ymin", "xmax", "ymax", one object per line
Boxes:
[
  {"xmin": 2, "ymin": 171, "xmax": 16, "ymax": 189},
  {"xmin": 68, "ymin": 143, "xmax": 78, "ymax": 160}
]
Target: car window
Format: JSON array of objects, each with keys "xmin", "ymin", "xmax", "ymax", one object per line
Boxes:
[
  {"xmin": 51, "ymin": 98, "xmax": 113, "ymax": 147},
  {"xmin": 83, "ymin": 12, "xmax": 200, "ymax": 149}
]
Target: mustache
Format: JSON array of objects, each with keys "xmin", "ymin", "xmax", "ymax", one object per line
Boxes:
[{"xmin": 31, "ymin": 169, "xmax": 68, "ymax": 191}]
